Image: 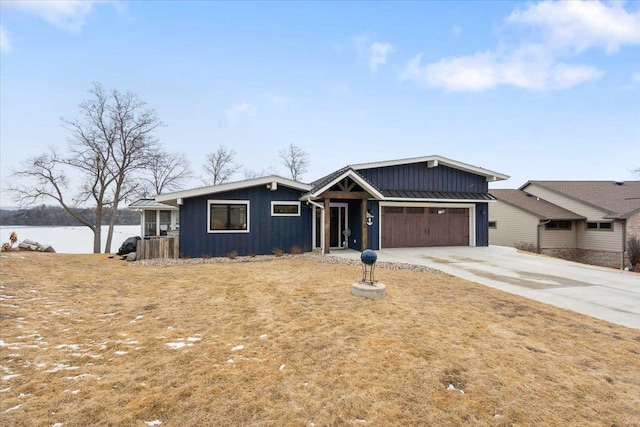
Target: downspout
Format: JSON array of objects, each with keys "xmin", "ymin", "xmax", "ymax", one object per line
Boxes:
[
  {"xmin": 538, "ymin": 219, "xmax": 551, "ymax": 254},
  {"xmin": 306, "ymin": 199, "xmax": 325, "ymax": 253},
  {"xmin": 621, "ymin": 220, "xmax": 627, "ymax": 270}
]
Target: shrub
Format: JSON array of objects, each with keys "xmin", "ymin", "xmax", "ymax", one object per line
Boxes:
[
  {"xmin": 201, "ymin": 253, "xmax": 212, "ymax": 259},
  {"xmin": 514, "ymin": 241, "xmax": 538, "ymax": 254},
  {"xmin": 272, "ymin": 247, "xmax": 284, "ymax": 257},
  {"xmin": 290, "ymin": 246, "xmax": 303, "ymax": 255},
  {"xmin": 627, "ymin": 236, "xmax": 640, "ymax": 266},
  {"xmin": 227, "ymin": 250, "xmax": 238, "ymax": 260}
]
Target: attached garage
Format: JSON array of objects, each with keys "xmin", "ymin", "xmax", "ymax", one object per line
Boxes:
[{"xmin": 380, "ymin": 204, "xmax": 472, "ymax": 248}]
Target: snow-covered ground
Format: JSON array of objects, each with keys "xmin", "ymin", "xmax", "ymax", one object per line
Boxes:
[{"xmin": 0, "ymin": 225, "xmax": 140, "ymax": 254}]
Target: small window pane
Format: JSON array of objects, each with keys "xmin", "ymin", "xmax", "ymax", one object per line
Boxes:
[
  {"xmin": 587, "ymin": 222, "xmax": 598, "ymax": 229},
  {"xmin": 599, "ymin": 222, "xmax": 612, "ymax": 229},
  {"xmin": 449, "ymin": 208, "xmax": 466, "ymax": 214},
  {"xmin": 384, "ymin": 207, "xmax": 404, "ymax": 214},
  {"xmin": 406, "ymin": 207, "xmax": 424, "ymax": 214},
  {"xmin": 272, "ymin": 204, "xmax": 299, "ymax": 215},
  {"xmin": 489, "ymin": 221, "xmax": 497, "ymax": 229}
]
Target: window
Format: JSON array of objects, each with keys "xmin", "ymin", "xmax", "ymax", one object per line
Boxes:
[
  {"xmin": 384, "ymin": 206, "xmax": 404, "ymax": 214},
  {"xmin": 208, "ymin": 200, "xmax": 249, "ymax": 233},
  {"xmin": 144, "ymin": 210, "xmax": 157, "ymax": 237},
  {"xmin": 586, "ymin": 222, "xmax": 613, "ymax": 231},
  {"xmin": 406, "ymin": 207, "xmax": 425, "ymax": 214},
  {"xmin": 489, "ymin": 221, "xmax": 497, "ymax": 229},
  {"xmin": 449, "ymin": 208, "xmax": 466, "ymax": 214},
  {"xmin": 271, "ymin": 201, "xmax": 300, "ymax": 216},
  {"xmin": 545, "ymin": 221, "xmax": 571, "ymax": 230}
]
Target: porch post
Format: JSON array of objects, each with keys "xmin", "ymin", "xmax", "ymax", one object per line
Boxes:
[
  {"xmin": 324, "ymin": 197, "xmax": 331, "ymax": 254},
  {"xmin": 361, "ymin": 198, "xmax": 368, "ymax": 251}
]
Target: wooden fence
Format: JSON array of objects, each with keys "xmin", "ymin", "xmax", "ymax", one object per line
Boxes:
[{"xmin": 136, "ymin": 236, "xmax": 179, "ymax": 260}]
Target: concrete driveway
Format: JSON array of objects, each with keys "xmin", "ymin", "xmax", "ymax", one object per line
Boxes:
[{"xmin": 331, "ymin": 246, "xmax": 640, "ymax": 329}]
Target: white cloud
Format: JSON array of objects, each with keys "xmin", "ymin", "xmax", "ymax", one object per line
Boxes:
[
  {"xmin": 506, "ymin": 1, "xmax": 640, "ymax": 54},
  {"xmin": 2, "ymin": 0, "xmax": 113, "ymax": 33},
  {"xmin": 369, "ymin": 42, "xmax": 395, "ymax": 72},
  {"xmin": 225, "ymin": 103, "xmax": 252, "ymax": 125},
  {"xmin": 353, "ymin": 33, "xmax": 395, "ymax": 72},
  {"xmin": 401, "ymin": 0, "xmax": 629, "ymax": 92},
  {"xmin": 0, "ymin": 25, "xmax": 11, "ymax": 53},
  {"xmin": 401, "ymin": 48, "xmax": 603, "ymax": 92}
]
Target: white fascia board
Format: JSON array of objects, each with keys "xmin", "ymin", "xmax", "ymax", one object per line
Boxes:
[
  {"xmin": 350, "ymin": 155, "xmax": 509, "ymax": 182},
  {"xmin": 156, "ymin": 175, "xmax": 312, "ymax": 204},
  {"xmin": 306, "ymin": 169, "xmax": 384, "ymax": 200}
]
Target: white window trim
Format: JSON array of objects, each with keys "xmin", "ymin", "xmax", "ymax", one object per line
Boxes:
[
  {"xmin": 207, "ymin": 200, "xmax": 250, "ymax": 234},
  {"xmin": 585, "ymin": 221, "xmax": 614, "ymax": 231},
  {"xmin": 271, "ymin": 201, "xmax": 301, "ymax": 217}
]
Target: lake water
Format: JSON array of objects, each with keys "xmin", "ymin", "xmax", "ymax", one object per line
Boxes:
[{"xmin": 0, "ymin": 225, "xmax": 141, "ymax": 254}]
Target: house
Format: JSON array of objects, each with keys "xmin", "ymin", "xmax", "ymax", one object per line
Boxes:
[
  {"xmin": 489, "ymin": 181, "xmax": 640, "ymax": 269},
  {"xmin": 135, "ymin": 155, "xmax": 508, "ymax": 258}
]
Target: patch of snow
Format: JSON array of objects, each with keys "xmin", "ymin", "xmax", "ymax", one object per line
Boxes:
[
  {"xmin": 64, "ymin": 366, "xmax": 80, "ymax": 370},
  {"xmin": 0, "ymin": 387, "xmax": 10, "ymax": 393},
  {"xmin": 115, "ymin": 351, "xmax": 128, "ymax": 355},
  {"xmin": 56, "ymin": 344, "xmax": 80, "ymax": 351},
  {"xmin": 259, "ymin": 334, "xmax": 268, "ymax": 339},
  {"xmin": 187, "ymin": 337, "xmax": 201, "ymax": 342},
  {"xmin": 167, "ymin": 326, "xmax": 175, "ymax": 330},
  {"xmin": 130, "ymin": 315, "xmax": 144, "ymax": 323},
  {"xmin": 4, "ymin": 404, "xmax": 21, "ymax": 412},
  {"xmin": 166, "ymin": 342, "xmax": 186, "ymax": 350},
  {"xmin": 356, "ymin": 420, "xmax": 367, "ymax": 424},
  {"xmin": 144, "ymin": 421, "xmax": 162, "ymax": 426},
  {"xmin": 231, "ymin": 345, "xmax": 244, "ymax": 351},
  {"xmin": 279, "ymin": 364, "xmax": 285, "ymax": 371},
  {"xmin": 446, "ymin": 383, "xmax": 465, "ymax": 394},
  {"xmin": 2, "ymin": 374, "xmax": 21, "ymax": 380},
  {"xmin": 52, "ymin": 423, "xmax": 63, "ymax": 427},
  {"xmin": 227, "ymin": 358, "xmax": 234, "ymax": 363}
]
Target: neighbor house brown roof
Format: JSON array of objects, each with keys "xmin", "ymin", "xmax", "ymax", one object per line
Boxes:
[
  {"xmin": 520, "ymin": 181, "xmax": 640, "ymax": 219},
  {"xmin": 490, "ymin": 189, "xmax": 585, "ymax": 220}
]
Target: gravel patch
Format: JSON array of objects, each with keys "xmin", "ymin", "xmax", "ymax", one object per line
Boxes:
[{"xmin": 132, "ymin": 252, "xmax": 441, "ymax": 273}]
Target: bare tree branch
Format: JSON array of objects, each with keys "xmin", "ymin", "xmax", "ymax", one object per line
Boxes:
[
  {"xmin": 139, "ymin": 149, "xmax": 192, "ymax": 196},
  {"xmin": 202, "ymin": 146, "xmax": 240, "ymax": 185},
  {"xmin": 278, "ymin": 143, "xmax": 309, "ymax": 181}
]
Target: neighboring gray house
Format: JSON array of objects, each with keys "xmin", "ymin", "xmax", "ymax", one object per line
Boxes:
[{"xmin": 490, "ymin": 181, "xmax": 640, "ymax": 269}]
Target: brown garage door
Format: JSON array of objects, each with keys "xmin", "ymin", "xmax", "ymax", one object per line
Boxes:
[{"xmin": 381, "ymin": 206, "xmax": 469, "ymax": 248}]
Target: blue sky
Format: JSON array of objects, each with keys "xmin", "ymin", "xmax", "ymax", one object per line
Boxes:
[{"xmin": 1, "ymin": 0, "xmax": 639, "ymax": 208}]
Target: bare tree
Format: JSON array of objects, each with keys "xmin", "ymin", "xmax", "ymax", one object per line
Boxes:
[
  {"xmin": 9, "ymin": 83, "xmax": 163, "ymax": 253},
  {"xmin": 202, "ymin": 146, "xmax": 240, "ymax": 185},
  {"xmin": 243, "ymin": 166, "xmax": 279, "ymax": 180},
  {"xmin": 279, "ymin": 143, "xmax": 309, "ymax": 181},
  {"xmin": 139, "ymin": 149, "xmax": 192, "ymax": 197}
]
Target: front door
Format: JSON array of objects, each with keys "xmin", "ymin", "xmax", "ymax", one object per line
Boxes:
[{"xmin": 330, "ymin": 204, "xmax": 348, "ymax": 249}]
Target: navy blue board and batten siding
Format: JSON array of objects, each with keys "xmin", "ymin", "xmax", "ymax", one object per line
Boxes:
[
  {"xmin": 358, "ymin": 164, "xmax": 491, "ymax": 247},
  {"xmin": 179, "ymin": 185, "xmax": 311, "ymax": 258}
]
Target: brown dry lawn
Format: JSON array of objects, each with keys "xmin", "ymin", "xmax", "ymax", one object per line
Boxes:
[{"xmin": 0, "ymin": 252, "xmax": 639, "ymax": 426}]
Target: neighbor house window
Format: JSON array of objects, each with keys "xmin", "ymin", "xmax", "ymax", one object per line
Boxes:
[
  {"xmin": 545, "ymin": 221, "xmax": 571, "ymax": 230},
  {"xmin": 208, "ymin": 200, "xmax": 249, "ymax": 233},
  {"xmin": 586, "ymin": 222, "xmax": 613, "ymax": 231},
  {"xmin": 406, "ymin": 207, "xmax": 425, "ymax": 214},
  {"xmin": 271, "ymin": 201, "xmax": 301, "ymax": 216},
  {"xmin": 489, "ymin": 221, "xmax": 497, "ymax": 229}
]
